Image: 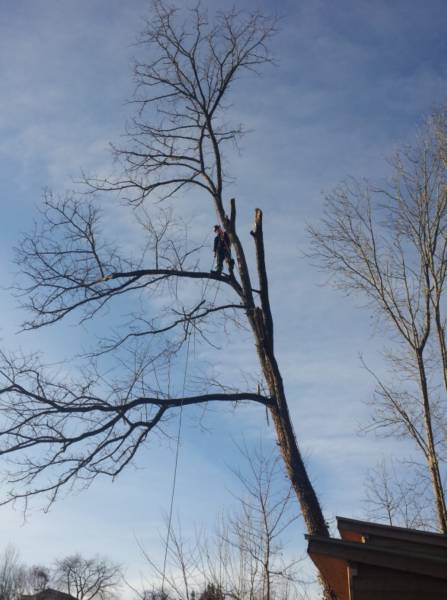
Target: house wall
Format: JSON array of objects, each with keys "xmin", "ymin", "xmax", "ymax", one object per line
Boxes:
[{"xmin": 350, "ymin": 563, "xmax": 447, "ymax": 600}]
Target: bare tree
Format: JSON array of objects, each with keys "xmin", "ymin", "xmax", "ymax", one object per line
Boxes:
[
  {"xmin": 308, "ymin": 105, "xmax": 447, "ymax": 532},
  {"xmin": 135, "ymin": 443, "xmax": 307, "ymax": 600},
  {"xmin": 0, "ymin": 2, "xmax": 333, "ymax": 597},
  {"xmin": 0, "ymin": 546, "xmax": 27, "ymax": 600},
  {"xmin": 28, "ymin": 566, "xmax": 50, "ymax": 593},
  {"xmin": 223, "ymin": 443, "xmax": 301, "ymax": 600},
  {"xmin": 364, "ymin": 458, "xmax": 436, "ymax": 530},
  {"xmin": 191, "ymin": 445, "xmax": 306, "ymax": 600},
  {"xmin": 53, "ymin": 554, "xmax": 121, "ymax": 600}
]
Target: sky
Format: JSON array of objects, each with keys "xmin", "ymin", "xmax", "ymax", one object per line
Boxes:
[{"xmin": 1, "ymin": 0, "xmax": 447, "ymax": 597}]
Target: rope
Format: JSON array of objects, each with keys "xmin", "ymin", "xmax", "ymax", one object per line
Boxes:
[
  {"xmin": 160, "ymin": 248, "xmax": 227, "ymax": 590},
  {"xmin": 201, "ymin": 256, "xmax": 221, "ymax": 311},
  {"xmin": 161, "ymin": 333, "xmax": 191, "ymax": 594}
]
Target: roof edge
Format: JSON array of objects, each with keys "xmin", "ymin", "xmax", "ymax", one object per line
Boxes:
[{"xmin": 336, "ymin": 516, "xmax": 447, "ymax": 547}]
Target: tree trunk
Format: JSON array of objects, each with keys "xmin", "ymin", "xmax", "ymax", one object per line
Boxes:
[
  {"xmin": 215, "ymin": 199, "xmax": 334, "ymax": 597},
  {"xmin": 434, "ymin": 301, "xmax": 447, "ymax": 395},
  {"xmin": 247, "ymin": 208, "xmax": 329, "ymax": 537},
  {"xmin": 416, "ymin": 350, "xmax": 447, "ymax": 533},
  {"xmin": 245, "ymin": 208, "xmax": 335, "ymax": 599}
]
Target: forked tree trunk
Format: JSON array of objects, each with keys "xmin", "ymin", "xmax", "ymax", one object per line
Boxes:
[
  {"xmin": 222, "ymin": 202, "xmax": 335, "ymax": 598},
  {"xmin": 249, "ymin": 208, "xmax": 328, "ymax": 537}
]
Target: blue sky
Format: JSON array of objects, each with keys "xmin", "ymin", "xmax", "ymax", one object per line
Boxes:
[{"xmin": 1, "ymin": 0, "xmax": 447, "ymax": 597}]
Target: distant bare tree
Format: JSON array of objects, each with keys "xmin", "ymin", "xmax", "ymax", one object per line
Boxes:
[
  {"xmin": 364, "ymin": 458, "xmax": 435, "ymax": 530},
  {"xmin": 309, "ymin": 105, "xmax": 447, "ymax": 532},
  {"xmin": 53, "ymin": 554, "xmax": 121, "ymax": 600},
  {"xmin": 28, "ymin": 566, "xmax": 50, "ymax": 593},
  {"xmin": 0, "ymin": 546, "xmax": 27, "ymax": 600},
  {"xmin": 223, "ymin": 443, "xmax": 301, "ymax": 600},
  {"xmin": 136, "ymin": 443, "xmax": 307, "ymax": 600}
]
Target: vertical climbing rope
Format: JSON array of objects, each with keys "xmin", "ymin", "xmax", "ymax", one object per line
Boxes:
[
  {"xmin": 161, "ymin": 256, "xmax": 225, "ymax": 592},
  {"xmin": 161, "ymin": 333, "xmax": 191, "ymax": 594}
]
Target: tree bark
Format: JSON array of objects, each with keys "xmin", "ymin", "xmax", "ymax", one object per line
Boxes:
[
  {"xmin": 241, "ymin": 208, "xmax": 335, "ymax": 599},
  {"xmin": 416, "ymin": 350, "xmax": 447, "ymax": 533}
]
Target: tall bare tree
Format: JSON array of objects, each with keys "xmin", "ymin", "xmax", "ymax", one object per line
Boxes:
[
  {"xmin": 309, "ymin": 105, "xmax": 447, "ymax": 533},
  {"xmin": 0, "ymin": 2, "xmax": 333, "ymax": 597}
]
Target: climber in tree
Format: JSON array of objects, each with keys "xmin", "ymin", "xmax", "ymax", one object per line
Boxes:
[{"xmin": 212, "ymin": 224, "xmax": 235, "ymax": 276}]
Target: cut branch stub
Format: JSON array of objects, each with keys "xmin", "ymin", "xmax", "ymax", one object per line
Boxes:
[
  {"xmin": 251, "ymin": 208, "xmax": 274, "ymax": 352},
  {"xmin": 230, "ymin": 197, "xmax": 236, "ymax": 230}
]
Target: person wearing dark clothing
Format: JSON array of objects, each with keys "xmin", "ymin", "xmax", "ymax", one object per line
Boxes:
[{"xmin": 213, "ymin": 225, "xmax": 235, "ymax": 275}]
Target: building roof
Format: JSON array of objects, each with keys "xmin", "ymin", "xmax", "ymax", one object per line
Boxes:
[
  {"xmin": 337, "ymin": 516, "xmax": 447, "ymax": 550},
  {"xmin": 307, "ymin": 517, "xmax": 447, "ymax": 600},
  {"xmin": 22, "ymin": 589, "xmax": 78, "ymax": 600}
]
